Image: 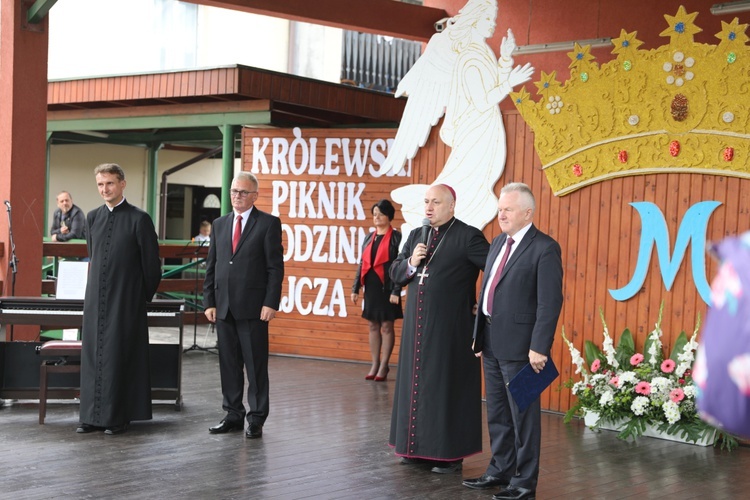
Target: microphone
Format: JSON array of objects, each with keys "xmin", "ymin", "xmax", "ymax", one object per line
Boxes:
[{"xmin": 420, "ymin": 218, "xmax": 431, "ymax": 245}]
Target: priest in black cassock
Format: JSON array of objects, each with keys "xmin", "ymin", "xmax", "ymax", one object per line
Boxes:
[
  {"xmin": 389, "ymin": 184, "xmax": 489, "ymax": 473},
  {"xmin": 77, "ymin": 163, "xmax": 162, "ymax": 436}
]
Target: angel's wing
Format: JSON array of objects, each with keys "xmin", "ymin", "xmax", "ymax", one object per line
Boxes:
[{"xmin": 381, "ymin": 30, "xmax": 457, "ymax": 174}]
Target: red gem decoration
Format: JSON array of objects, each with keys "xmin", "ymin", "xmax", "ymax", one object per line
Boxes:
[
  {"xmin": 618, "ymin": 150, "xmax": 628, "ymax": 163},
  {"xmin": 572, "ymin": 163, "xmax": 583, "ymax": 177},
  {"xmin": 723, "ymin": 147, "xmax": 734, "ymax": 162},
  {"xmin": 669, "ymin": 140, "xmax": 680, "ymax": 157}
]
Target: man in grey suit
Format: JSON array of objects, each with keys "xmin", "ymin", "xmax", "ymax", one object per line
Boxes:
[
  {"xmin": 464, "ymin": 182, "xmax": 563, "ymax": 500},
  {"xmin": 204, "ymin": 172, "xmax": 284, "ymax": 439}
]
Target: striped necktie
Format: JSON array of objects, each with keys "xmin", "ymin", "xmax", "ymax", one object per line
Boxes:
[{"xmin": 487, "ymin": 237, "xmax": 515, "ymax": 315}]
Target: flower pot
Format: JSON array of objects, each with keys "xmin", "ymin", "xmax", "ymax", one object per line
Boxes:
[
  {"xmin": 639, "ymin": 425, "xmax": 715, "ymax": 446},
  {"xmin": 583, "ymin": 410, "xmax": 600, "ymax": 428},
  {"xmin": 583, "ymin": 410, "xmax": 715, "ymax": 446}
]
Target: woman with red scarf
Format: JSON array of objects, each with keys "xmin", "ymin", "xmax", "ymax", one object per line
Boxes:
[{"xmin": 351, "ymin": 199, "xmax": 403, "ymax": 381}]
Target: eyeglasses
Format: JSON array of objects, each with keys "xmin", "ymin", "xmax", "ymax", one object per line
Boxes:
[{"xmin": 230, "ymin": 189, "xmax": 257, "ymax": 198}]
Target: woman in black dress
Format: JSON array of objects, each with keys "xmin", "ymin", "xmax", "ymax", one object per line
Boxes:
[{"xmin": 351, "ymin": 199, "xmax": 403, "ymax": 381}]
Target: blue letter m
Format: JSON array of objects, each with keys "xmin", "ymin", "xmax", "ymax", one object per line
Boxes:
[{"xmin": 608, "ymin": 201, "xmax": 720, "ymax": 305}]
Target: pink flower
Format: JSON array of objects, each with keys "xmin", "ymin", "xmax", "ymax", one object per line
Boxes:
[
  {"xmin": 591, "ymin": 359, "xmax": 601, "ymax": 373},
  {"xmin": 572, "ymin": 163, "xmax": 583, "ymax": 177},
  {"xmin": 670, "ymin": 388, "xmax": 685, "ymax": 403},
  {"xmin": 630, "ymin": 353, "xmax": 644, "ymax": 366},
  {"xmin": 728, "ymin": 354, "xmax": 750, "ymax": 395},
  {"xmin": 635, "ymin": 381, "xmax": 651, "ymax": 395},
  {"xmin": 610, "ymin": 376, "xmax": 619, "ymax": 387},
  {"xmin": 679, "ymin": 378, "xmax": 685, "ymax": 385},
  {"xmin": 661, "ymin": 359, "xmax": 676, "ymax": 373}
]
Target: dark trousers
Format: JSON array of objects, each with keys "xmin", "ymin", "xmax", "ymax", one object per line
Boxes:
[
  {"xmin": 216, "ymin": 311, "xmax": 269, "ymax": 425},
  {"xmin": 482, "ymin": 332, "xmax": 541, "ymax": 491}
]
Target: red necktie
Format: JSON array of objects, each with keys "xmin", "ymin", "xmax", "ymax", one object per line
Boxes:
[
  {"xmin": 232, "ymin": 215, "xmax": 242, "ymax": 253},
  {"xmin": 487, "ymin": 236, "xmax": 515, "ymax": 315}
]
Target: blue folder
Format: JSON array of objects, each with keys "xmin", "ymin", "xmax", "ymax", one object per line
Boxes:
[{"xmin": 507, "ymin": 358, "xmax": 559, "ymax": 413}]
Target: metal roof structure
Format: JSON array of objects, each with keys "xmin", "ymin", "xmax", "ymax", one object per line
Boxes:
[{"xmin": 47, "ymin": 65, "xmax": 406, "ymax": 152}]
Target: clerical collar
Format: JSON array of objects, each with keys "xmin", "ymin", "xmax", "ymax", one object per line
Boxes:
[
  {"xmin": 432, "ymin": 217, "xmax": 455, "ymax": 233},
  {"xmin": 107, "ymin": 197, "xmax": 126, "ymax": 212}
]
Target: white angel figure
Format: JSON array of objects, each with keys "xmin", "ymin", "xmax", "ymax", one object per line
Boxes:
[{"xmin": 383, "ymin": 0, "xmax": 534, "ymax": 234}]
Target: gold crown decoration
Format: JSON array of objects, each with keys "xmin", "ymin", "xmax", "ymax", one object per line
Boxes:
[{"xmin": 512, "ymin": 6, "xmax": 750, "ymax": 196}]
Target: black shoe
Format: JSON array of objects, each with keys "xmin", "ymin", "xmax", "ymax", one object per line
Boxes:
[
  {"xmin": 245, "ymin": 423, "xmax": 263, "ymax": 439},
  {"xmin": 493, "ymin": 485, "xmax": 535, "ymax": 500},
  {"xmin": 104, "ymin": 423, "xmax": 128, "ymax": 435},
  {"xmin": 431, "ymin": 460, "xmax": 463, "ymax": 474},
  {"xmin": 463, "ymin": 474, "xmax": 509, "ymax": 490},
  {"xmin": 76, "ymin": 423, "xmax": 103, "ymax": 433},
  {"xmin": 208, "ymin": 419, "xmax": 243, "ymax": 434},
  {"xmin": 399, "ymin": 457, "xmax": 426, "ymax": 465}
]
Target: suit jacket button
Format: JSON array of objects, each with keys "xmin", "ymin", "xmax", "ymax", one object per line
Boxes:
[{"xmin": 229, "ymin": 261, "xmax": 233, "ymax": 264}]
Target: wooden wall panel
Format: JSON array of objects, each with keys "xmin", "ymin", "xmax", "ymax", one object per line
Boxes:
[
  {"xmin": 242, "ymin": 111, "xmax": 747, "ymax": 413},
  {"xmin": 499, "ymin": 105, "xmax": 749, "ymax": 413},
  {"xmin": 48, "ymin": 68, "xmax": 244, "ymax": 106},
  {"xmin": 243, "ymin": 127, "xmax": 452, "ymax": 364},
  {"xmin": 48, "ymin": 67, "xmax": 405, "ymax": 128}
]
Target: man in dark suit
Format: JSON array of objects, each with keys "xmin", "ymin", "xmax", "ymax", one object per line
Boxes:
[
  {"xmin": 463, "ymin": 182, "xmax": 563, "ymax": 500},
  {"xmin": 204, "ymin": 172, "xmax": 284, "ymax": 439}
]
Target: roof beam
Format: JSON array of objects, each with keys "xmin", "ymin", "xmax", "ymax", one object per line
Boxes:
[
  {"xmin": 27, "ymin": 0, "xmax": 58, "ymax": 24},
  {"xmin": 47, "ymin": 110, "xmax": 272, "ymax": 132},
  {"xmin": 50, "ymin": 131, "xmax": 152, "ymax": 148},
  {"xmin": 47, "ymin": 100, "xmax": 272, "ymax": 121},
  {"xmin": 109, "ymin": 129, "xmax": 225, "ymax": 144},
  {"xmin": 182, "ymin": 0, "xmax": 447, "ymax": 42}
]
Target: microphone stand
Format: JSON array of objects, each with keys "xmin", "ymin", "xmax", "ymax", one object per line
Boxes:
[
  {"xmin": 4, "ymin": 201, "xmax": 19, "ymax": 342},
  {"xmin": 183, "ymin": 239, "xmax": 216, "ymax": 354},
  {"xmin": 1, "ymin": 201, "xmax": 16, "ymax": 407}
]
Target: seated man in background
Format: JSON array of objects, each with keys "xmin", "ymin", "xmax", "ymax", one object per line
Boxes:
[{"xmin": 50, "ymin": 191, "xmax": 85, "ymax": 241}]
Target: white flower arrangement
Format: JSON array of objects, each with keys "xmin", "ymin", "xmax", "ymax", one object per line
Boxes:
[{"xmin": 561, "ymin": 304, "xmax": 736, "ymax": 449}]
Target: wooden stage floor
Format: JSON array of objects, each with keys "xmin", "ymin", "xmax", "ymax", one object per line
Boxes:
[{"xmin": 1, "ymin": 327, "xmax": 749, "ymax": 499}]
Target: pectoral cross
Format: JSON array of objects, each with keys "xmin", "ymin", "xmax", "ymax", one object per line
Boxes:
[{"xmin": 417, "ymin": 267, "xmax": 429, "ymax": 285}]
